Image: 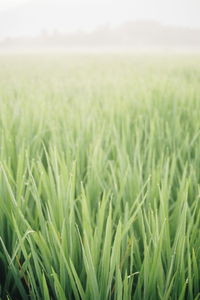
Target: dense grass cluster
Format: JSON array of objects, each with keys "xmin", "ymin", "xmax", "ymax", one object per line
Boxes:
[{"xmin": 0, "ymin": 54, "xmax": 200, "ymax": 300}]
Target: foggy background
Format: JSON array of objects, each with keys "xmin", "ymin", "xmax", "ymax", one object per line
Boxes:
[{"xmin": 1, "ymin": 0, "xmax": 200, "ymax": 51}]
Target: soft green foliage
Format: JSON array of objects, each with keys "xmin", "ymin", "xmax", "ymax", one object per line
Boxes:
[{"xmin": 0, "ymin": 54, "xmax": 200, "ymax": 300}]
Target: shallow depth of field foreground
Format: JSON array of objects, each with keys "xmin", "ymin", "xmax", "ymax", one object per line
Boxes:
[{"xmin": 0, "ymin": 54, "xmax": 200, "ymax": 300}]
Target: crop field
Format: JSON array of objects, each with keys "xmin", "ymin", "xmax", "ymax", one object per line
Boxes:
[{"xmin": 0, "ymin": 54, "xmax": 200, "ymax": 300}]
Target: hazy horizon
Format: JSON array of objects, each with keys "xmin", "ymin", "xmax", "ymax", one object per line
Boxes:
[{"xmin": 0, "ymin": 0, "xmax": 200, "ymax": 40}]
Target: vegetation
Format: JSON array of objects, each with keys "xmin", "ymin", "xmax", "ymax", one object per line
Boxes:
[{"xmin": 0, "ymin": 54, "xmax": 199, "ymax": 300}]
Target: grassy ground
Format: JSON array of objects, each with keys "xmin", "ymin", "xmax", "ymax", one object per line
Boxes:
[{"xmin": 0, "ymin": 54, "xmax": 200, "ymax": 300}]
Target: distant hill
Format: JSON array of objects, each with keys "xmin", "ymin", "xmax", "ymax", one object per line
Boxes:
[{"xmin": 1, "ymin": 21, "xmax": 200, "ymax": 51}]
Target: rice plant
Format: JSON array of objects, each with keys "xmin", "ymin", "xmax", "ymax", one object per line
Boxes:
[{"xmin": 0, "ymin": 54, "xmax": 199, "ymax": 300}]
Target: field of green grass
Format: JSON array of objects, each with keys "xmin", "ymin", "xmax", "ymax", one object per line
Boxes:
[{"xmin": 0, "ymin": 54, "xmax": 200, "ymax": 300}]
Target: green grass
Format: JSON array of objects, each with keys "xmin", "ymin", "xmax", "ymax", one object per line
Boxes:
[{"xmin": 0, "ymin": 54, "xmax": 200, "ymax": 300}]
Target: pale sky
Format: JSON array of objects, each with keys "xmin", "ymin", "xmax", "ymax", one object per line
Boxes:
[{"xmin": 0, "ymin": 0, "xmax": 200, "ymax": 38}]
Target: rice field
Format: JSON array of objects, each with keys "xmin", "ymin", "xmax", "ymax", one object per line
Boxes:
[{"xmin": 0, "ymin": 54, "xmax": 200, "ymax": 300}]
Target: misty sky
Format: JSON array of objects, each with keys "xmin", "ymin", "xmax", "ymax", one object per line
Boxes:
[{"xmin": 0, "ymin": 0, "xmax": 200, "ymax": 38}]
